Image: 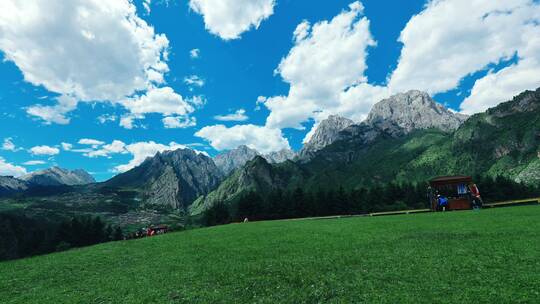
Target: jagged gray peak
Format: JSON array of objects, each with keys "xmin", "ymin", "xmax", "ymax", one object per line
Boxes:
[
  {"xmin": 20, "ymin": 166, "xmax": 95, "ymax": 186},
  {"xmin": 214, "ymin": 145, "xmax": 297, "ymax": 175},
  {"xmin": 214, "ymin": 145, "xmax": 260, "ymax": 175},
  {"xmin": 298, "ymin": 115, "xmax": 354, "ymax": 160},
  {"xmin": 105, "ymin": 148, "xmax": 223, "ymax": 210},
  {"xmin": 264, "ymin": 149, "xmax": 296, "ymax": 164},
  {"xmin": 0, "ymin": 176, "xmax": 28, "ymax": 195},
  {"xmin": 365, "ymin": 90, "xmax": 468, "ymax": 134}
]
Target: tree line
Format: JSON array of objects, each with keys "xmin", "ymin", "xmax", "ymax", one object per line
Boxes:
[
  {"xmin": 203, "ymin": 176, "xmax": 540, "ymax": 226},
  {"xmin": 0, "ymin": 214, "xmax": 123, "ymax": 261}
]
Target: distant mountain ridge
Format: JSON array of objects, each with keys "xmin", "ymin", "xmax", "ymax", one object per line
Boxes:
[
  {"xmin": 20, "ymin": 167, "xmax": 95, "ymax": 186},
  {"xmin": 214, "ymin": 145, "xmax": 296, "ymax": 175},
  {"xmin": 0, "ymin": 176, "xmax": 29, "ymax": 196}
]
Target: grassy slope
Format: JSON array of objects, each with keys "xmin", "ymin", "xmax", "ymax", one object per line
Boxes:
[{"xmin": 2, "ymin": 206, "xmax": 540, "ymax": 303}]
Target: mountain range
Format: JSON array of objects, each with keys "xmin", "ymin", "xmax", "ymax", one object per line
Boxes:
[
  {"xmin": 214, "ymin": 145, "xmax": 296, "ymax": 175},
  {"xmin": 192, "ymin": 88, "xmax": 540, "ymax": 214},
  {"xmin": 0, "ymin": 167, "xmax": 95, "ymax": 196},
  {"xmin": 1, "ymin": 88, "xmax": 539, "ymax": 221}
]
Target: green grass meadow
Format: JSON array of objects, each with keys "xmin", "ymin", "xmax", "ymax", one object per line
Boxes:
[{"xmin": 1, "ymin": 206, "xmax": 540, "ymax": 303}]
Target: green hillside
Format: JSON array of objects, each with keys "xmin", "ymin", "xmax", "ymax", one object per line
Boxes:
[{"xmin": 2, "ymin": 206, "xmax": 540, "ymax": 303}]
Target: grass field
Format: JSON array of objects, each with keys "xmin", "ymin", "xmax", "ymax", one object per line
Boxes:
[{"xmin": 1, "ymin": 206, "xmax": 540, "ymax": 303}]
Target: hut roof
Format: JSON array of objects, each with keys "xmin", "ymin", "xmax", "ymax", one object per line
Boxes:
[{"xmin": 430, "ymin": 175, "xmax": 472, "ymax": 186}]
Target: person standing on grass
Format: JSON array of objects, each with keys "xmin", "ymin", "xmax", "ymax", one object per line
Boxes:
[
  {"xmin": 468, "ymin": 183, "xmax": 483, "ymax": 209},
  {"xmin": 437, "ymin": 194, "xmax": 448, "ymax": 211}
]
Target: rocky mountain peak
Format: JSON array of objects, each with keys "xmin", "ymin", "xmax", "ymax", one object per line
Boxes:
[
  {"xmin": 365, "ymin": 90, "xmax": 468, "ymax": 134},
  {"xmin": 299, "ymin": 115, "xmax": 354, "ymax": 159},
  {"xmin": 214, "ymin": 145, "xmax": 297, "ymax": 175},
  {"xmin": 105, "ymin": 147, "xmax": 222, "ymax": 210},
  {"xmin": 214, "ymin": 145, "xmax": 260, "ymax": 175},
  {"xmin": 264, "ymin": 149, "xmax": 296, "ymax": 164},
  {"xmin": 20, "ymin": 167, "xmax": 95, "ymax": 186}
]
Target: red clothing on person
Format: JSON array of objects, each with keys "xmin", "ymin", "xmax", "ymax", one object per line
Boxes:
[{"xmin": 469, "ymin": 184, "xmax": 480, "ymax": 197}]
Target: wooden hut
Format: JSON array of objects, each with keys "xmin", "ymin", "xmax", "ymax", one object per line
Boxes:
[{"xmin": 429, "ymin": 175, "xmax": 474, "ymax": 211}]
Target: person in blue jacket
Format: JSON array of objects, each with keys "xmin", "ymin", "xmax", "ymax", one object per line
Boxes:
[{"xmin": 437, "ymin": 194, "xmax": 449, "ymax": 211}]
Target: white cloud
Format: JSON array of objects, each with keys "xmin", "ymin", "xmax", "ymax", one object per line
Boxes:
[
  {"xmin": 387, "ymin": 0, "xmax": 540, "ymax": 113},
  {"xmin": 115, "ymin": 141, "xmax": 198, "ymax": 173},
  {"xmin": 214, "ymin": 109, "xmax": 249, "ymax": 122},
  {"xmin": 0, "ymin": 157, "xmax": 27, "ymax": 177},
  {"xmin": 2, "ymin": 138, "xmax": 16, "ymax": 151},
  {"xmin": 26, "ymin": 95, "xmax": 78, "ymax": 125},
  {"xmin": 0, "ymin": 0, "xmax": 202, "ymax": 126},
  {"xmin": 119, "ymin": 114, "xmax": 142, "ymax": 130},
  {"xmin": 61, "ymin": 142, "xmax": 73, "ymax": 151},
  {"xmin": 78, "ymin": 138, "xmax": 105, "ymax": 147},
  {"xmin": 190, "ymin": 48, "xmax": 200, "ymax": 59},
  {"xmin": 119, "ymin": 87, "xmax": 198, "ymax": 128},
  {"xmin": 23, "ymin": 160, "xmax": 46, "ymax": 166},
  {"xmin": 189, "ymin": 0, "xmax": 275, "ymax": 40},
  {"xmin": 195, "ymin": 124, "xmax": 289, "ymax": 154},
  {"xmin": 264, "ymin": 2, "xmax": 382, "ymax": 129},
  {"xmin": 85, "ymin": 140, "xmax": 127, "ymax": 158},
  {"xmin": 163, "ymin": 116, "xmax": 197, "ymax": 129},
  {"xmin": 29, "ymin": 145, "xmax": 60, "ymax": 156},
  {"xmin": 255, "ymin": 96, "xmax": 267, "ymax": 111},
  {"xmin": 460, "ymin": 59, "xmax": 540, "ymax": 114},
  {"xmin": 184, "ymin": 75, "xmax": 205, "ymax": 88}
]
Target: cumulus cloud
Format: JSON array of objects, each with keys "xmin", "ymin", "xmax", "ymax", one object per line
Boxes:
[
  {"xmin": 119, "ymin": 87, "xmax": 199, "ymax": 128},
  {"xmin": 0, "ymin": 157, "xmax": 27, "ymax": 177},
  {"xmin": 23, "ymin": 160, "xmax": 46, "ymax": 166},
  {"xmin": 2, "ymin": 138, "xmax": 16, "ymax": 151},
  {"xmin": 189, "ymin": 0, "xmax": 275, "ymax": 40},
  {"xmin": 264, "ymin": 2, "xmax": 384, "ymax": 129},
  {"xmin": 214, "ymin": 109, "xmax": 249, "ymax": 122},
  {"xmin": 84, "ymin": 140, "xmax": 127, "ymax": 158},
  {"xmin": 0, "ymin": 0, "xmax": 201, "ymax": 126},
  {"xmin": 195, "ymin": 124, "xmax": 289, "ymax": 154},
  {"xmin": 114, "ymin": 141, "xmax": 207, "ymax": 173},
  {"xmin": 29, "ymin": 145, "xmax": 60, "ymax": 156},
  {"xmin": 388, "ymin": 0, "xmax": 540, "ymax": 113},
  {"xmin": 162, "ymin": 116, "xmax": 197, "ymax": 129}
]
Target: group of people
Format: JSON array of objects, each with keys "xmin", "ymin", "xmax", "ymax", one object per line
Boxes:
[
  {"xmin": 126, "ymin": 225, "xmax": 169, "ymax": 239},
  {"xmin": 433, "ymin": 183, "xmax": 483, "ymax": 211}
]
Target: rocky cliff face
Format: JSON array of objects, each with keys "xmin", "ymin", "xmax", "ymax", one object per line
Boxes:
[
  {"xmin": 20, "ymin": 167, "xmax": 95, "ymax": 186},
  {"xmin": 214, "ymin": 145, "xmax": 260, "ymax": 175},
  {"xmin": 300, "ymin": 91, "xmax": 468, "ymax": 159},
  {"xmin": 365, "ymin": 90, "xmax": 468, "ymax": 134},
  {"xmin": 298, "ymin": 115, "xmax": 354, "ymax": 160},
  {"xmin": 0, "ymin": 176, "xmax": 28, "ymax": 195},
  {"xmin": 214, "ymin": 145, "xmax": 297, "ymax": 175},
  {"xmin": 264, "ymin": 149, "xmax": 296, "ymax": 164},
  {"xmin": 105, "ymin": 148, "xmax": 223, "ymax": 210}
]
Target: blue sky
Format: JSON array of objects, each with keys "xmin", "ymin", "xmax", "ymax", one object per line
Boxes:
[{"xmin": 1, "ymin": 0, "xmax": 539, "ymax": 181}]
